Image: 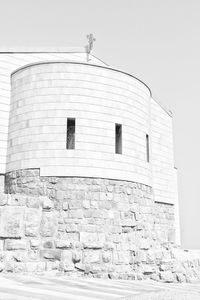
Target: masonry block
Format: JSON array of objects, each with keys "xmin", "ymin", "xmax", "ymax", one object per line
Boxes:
[
  {"xmin": 40, "ymin": 212, "xmax": 58, "ymax": 237},
  {"xmin": 0, "ymin": 206, "xmax": 24, "ymax": 238},
  {"xmin": 25, "ymin": 208, "xmax": 41, "ymax": 237}
]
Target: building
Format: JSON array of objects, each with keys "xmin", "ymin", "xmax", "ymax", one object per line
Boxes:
[{"xmin": 0, "ymin": 47, "xmax": 180, "ymax": 276}]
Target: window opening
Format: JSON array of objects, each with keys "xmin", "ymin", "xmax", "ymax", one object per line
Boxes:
[
  {"xmin": 115, "ymin": 123, "xmax": 122, "ymax": 154},
  {"xmin": 67, "ymin": 118, "xmax": 75, "ymax": 149}
]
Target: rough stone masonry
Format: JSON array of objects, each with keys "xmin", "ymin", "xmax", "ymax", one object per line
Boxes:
[{"xmin": 0, "ymin": 168, "xmax": 197, "ymax": 282}]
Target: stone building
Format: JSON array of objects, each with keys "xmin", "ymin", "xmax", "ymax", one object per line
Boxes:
[{"xmin": 0, "ymin": 47, "xmax": 182, "ymax": 278}]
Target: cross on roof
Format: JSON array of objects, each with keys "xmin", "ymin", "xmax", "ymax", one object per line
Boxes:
[{"xmin": 86, "ymin": 33, "xmax": 96, "ymax": 54}]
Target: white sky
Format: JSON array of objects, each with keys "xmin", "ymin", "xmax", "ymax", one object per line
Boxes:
[{"xmin": 0, "ymin": 0, "xmax": 199, "ymax": 248}]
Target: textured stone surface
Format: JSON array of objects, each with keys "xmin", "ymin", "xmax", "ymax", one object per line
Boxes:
[
  {"xmin": 0, "ymin": 170, "xmax": 198, "ymax": 282},
  {"xmin": 0, "ymin": 206, "xmax": 24, "ymax": 238},
  {"xmin": 25, "ymin": 208, "xmax": 41, "ymax": 237},
  {"xmin": 40, "ymin": 212, "xmax": 57, "ymax": 237}
]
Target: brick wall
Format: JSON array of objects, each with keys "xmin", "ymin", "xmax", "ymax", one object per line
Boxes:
[
  {"xmin": 0, "ymin": 51, "xmax": 105, "ymax": 175},
  {"xmin": 8, "ymin": 62, "xmax": 151, "ymax": 185}
]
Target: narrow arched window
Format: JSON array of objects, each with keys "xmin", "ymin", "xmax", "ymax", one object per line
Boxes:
[
  {"xmin": 146, "ymin": 134, "xmax": 150, "ymax": 162},
  {"xmin": 66, "ymin": 118, "xmax": 75, "ymax": 149},
  {"xmin": 115, "ymin": 123, "xmax": 122, "ymax": 154}
]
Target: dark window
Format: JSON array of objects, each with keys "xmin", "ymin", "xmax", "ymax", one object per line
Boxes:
[
  {"xmin": 115, "ymin": 123, "xmax": 122, "ymax": 154},
  {"xmin": 67, "ymin": 118, "xmax": 75, "ymax": 149},
  {"xmin": 146, "ymin": 134, "xmax": 150, "ymax": 162}
]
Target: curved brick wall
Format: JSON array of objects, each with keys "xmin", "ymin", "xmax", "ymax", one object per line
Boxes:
[
  {"xmin": 0, "ymin": 50, "xmax": 105, "ymax": 176},
  {"xmin": 7, "ymin": 62, "xmax": 151, "ymax": 185}
]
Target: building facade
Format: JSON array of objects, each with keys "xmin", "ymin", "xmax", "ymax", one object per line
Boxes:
[{"xmin": 0, "ymin": 48, "xmax": 181, "ymax": 276}]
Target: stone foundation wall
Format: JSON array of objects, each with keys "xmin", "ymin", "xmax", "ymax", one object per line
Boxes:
[
  {"xmin": 0, "ymin": 175, "xmax": 4, "ymax": 193},
  {"xmin": 1, "ymin": 169, "xmax": 199, "ymax": 281}
]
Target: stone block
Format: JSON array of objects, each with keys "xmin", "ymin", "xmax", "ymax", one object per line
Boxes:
[
  {"xmin": 84, "ymin": 250, "xmax": 101, "ymax": 264},
  {"xmin": 93, "ymin": 209, "xmax": 108, "ymax": 218},
  {"xmin": 146, "ymin": 249, "xmax": 156, "ymax": 263},
  {"xmin": 111, "ymin": 226, "xmax": 122, "ymax": 234},
  {"xmin": 80, "ymin": 232, "xmax": 105, "ymax": 249},
  {"xmin": 55, "ymin": 240, "xmax": 72, "ymax": 249},
  {"xmin": 168, "ymin": 229, "xmax": 175, "ymax": 243},
  {"xmin": 27, "ymin": 250, "xmax": 40, "ymax": 261},
  {"xmin": 26, "ymin": 196, "xmax": 40, "ymax": 208},
  {"xmin": 176, "ymin": 273, "xmax": 186, "ymax": 283},
  {"xmin": 99, "ymin": 201, "xmax": 112, "ymax": 210},
  {"xmin": 14, "ymin": 262, "xmax": 26, "ymax": 273},
  {"xmin": 113, "ymin": 251, "xmax": 130, "ymax": 265},
  {"xmin": 0, "ymin": 242, "xmax": 4, "ymax": 253},
  {"xmin": 172, "ymin": 262, "xmax": 186, "ymax": 274},
  {"xmin": 122, "ymin": 226, "xmax": 133, "ymax": 233},
  {"xmin": 30, "ymin": 239, "xmax": 40, "ymax": 249},
  {"xmin": 82, "ymin": 241, "xmax": 103, "ymax": 249},
  {"xmin": 104, "ymin": 242, "xmax": 115, "ymax": 250},
  {"xmin": 0, "ymin": 262, "xmax": 3, "ymax": 272},
  {"xmin": 41, "ymin": 250, "xmax": 61, "ymax": 261},
  {"xmin": 126, "ymin": 187, "xmax": 132, "ymax": 195},
  {"xmin": 0, "ymin": 176, "xmax": 4, "ymax": 193},
  {"xmin": 99, "ymin": 192, "xmax": 107, "ymax": 201},
  {"xmin": 62, "ymin": 201, "xmax": 68, "ymax": 211},
  {"xmin": 13, "ymin": 251, "xmax": 26, "ymax": 262},
  {"xmin": 60, "ymin": 261, "xmax": 74, "ymax": 272},
  {"xmin": 121, "ymin": 217, "xmax": 136, "ymax": 227},
  {"xmin": 26, "ymin": 262, "xmax": 45, "ymax": 272},
  {"xmin": 67, "ymin": 209, "xmax": 83, "ymax": 219},
  {"xmin": 78, "ymin": 224, "xmax": 96, "ymax": 233},
  {"xmin": 83, "ymin": 200, "xmax": 90, "ymax": 209},
  {"xmin": 25, "ymin": 208, "xmax": 41, "ymax": 237},
  {"xmin": 41, "ymin": 196, "xmax": 54, "ymax": 210},
  {"xmin": 75, "ymin": 263, "xmax": 87, "ymax": 272},
  {"xmin": 130, "ymin": 203, "xmax": 139, "ymax": 213},
  {"xmin": 65, "ymin": 232, "xmax": 80, "ymax": 241},
  {"xmin": 46, "ymin": 261, "xmax": 59, "ymax": 271},
  {"xmin": 108, "ymin": 210, "xmax": 114, "ymax": 219},
  {"xmin": 68, "ymin": 200, "xmax": 82, "ymax": 210},
  {"xmin": 140, "ymin": 206, "xmax": 152, "ymax": 214},
  {"xmin": 72, "ymin": 251, "xmax": 81, "ymax": 263},
  {"xmin": 56, "ymin": 190, "xmax": 65, "ymax": 201},
  {"xmin": 102, "ymin": 252, "xmax": 112, "ymax": 263},
  {"xmin": 142, "ymin": 264, "xmax": 155, "ymax": 275},
  {"xmin": 90, "ymin": 264, "xmax": 102, "ymax": 274},
  {"xmin": 4, "ymin": 262, "xmax": 14, "ymax": 272},
  {"xmin": 0, "ymin": 193, "xmax": 8, "ymax": 206},
  {"xmin": 140, "ymin": 238, "xmax": 150, "ymax": 250},
  {"xmin": 8, "ymin": 194, "xmax": 26, "ymax": 206},
  {"xmin": 58, "ymin": 224, "xmax": 65, "ymax": 232},
  {"xmin": 90, "ymin": 201, "xmax": 98, "ymax": 209},
  {"xmin": 43, "ymin": 241, "xmax": 54, "ymax": 249},
  {"xmin": 127, "ymin": 232, "xmax": 136, "ymax": 243},
  {"xmin": 61, "ymin": 250, "xmax": 74, "ymax": 272},
  {"xmin": 62, "ymin": 250, "xmax": 73, "ymax": 263},
  {"xmin": 160, "ymin": 263, "xmax": 171, "ymax": 272},
  {"xmin": 83, "ymin": 209, "xmax": 93, "ymax": 218},
  {"xmin": 112, "ymin": 234, "xmax": 121, "ymax": 243},
  {"xmin": 135, "ymin": 250, "xmax": 147, "ymax": 263},
  {"xmin": 159, "ymin": 271, "xmax": 175, "ymax": 283},
  {"xmin": 40, "ymin": 212, "xmax": 58, "ymax": 237},
  {"xmin": 5, "ymin": 239, "xmax": 27, "ymax": 250},
  {"xmin": 0, "ymin": 206, "xmax": 24, "ymax": 238},
  {"xmin": 65, "ymin": 224, "xmax": 77, "ymax": 232},
  {"xmin": 107, "ymin": 185, "xmax": 114, "ymax": 193}
]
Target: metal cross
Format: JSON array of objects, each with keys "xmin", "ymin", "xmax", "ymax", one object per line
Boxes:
[{"xmin": 86, "ymin": 33, "xmax": 96, "ymax": 53}]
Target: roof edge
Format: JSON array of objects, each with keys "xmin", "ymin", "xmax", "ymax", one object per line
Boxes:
[
  {"xmin": 11, "ymin": 60, "xmax": 152, "ymax": 96},
  {"xmin": 0, "ymin": 46, "xmax": 85, "ymax": 53},
  {"xmin": 151, "ymin": 97, "xmax": 173, "ymax": 117}
]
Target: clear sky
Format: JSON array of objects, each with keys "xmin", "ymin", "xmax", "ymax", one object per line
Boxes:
[{"xmin": 0, "ymin": 0, "xmax": 199, "ymax": 248}]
